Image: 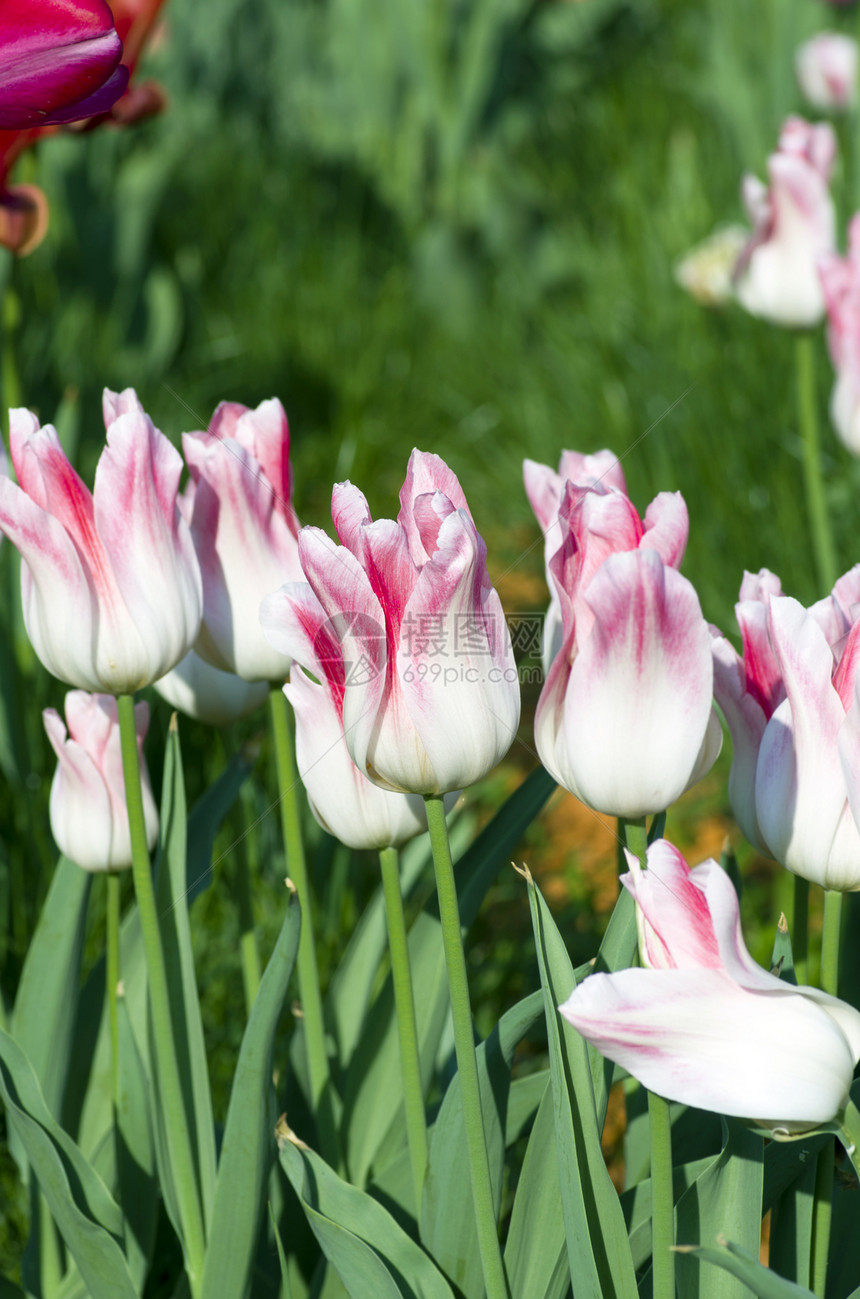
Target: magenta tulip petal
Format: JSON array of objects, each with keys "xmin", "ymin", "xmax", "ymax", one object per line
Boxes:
[
  {"xmin": 359, "ymin": 518, "xmax": 420, "ymax": 645},
  {"xmin": 560, "ymin": 967, "xmax": 856, "ymax": 1125},
  {"xmin": 0, "ymin": 0, "xmax": 127, "ymax": 128},
  {"xmin": 622, "ymin": 843, "xmax": 722, "ymax": 970},
  {"xmin": 398, "ymin": 449, "xmax": 471, "ymax": 563},
  {"xmin": 331, "ymin": 481, "xmax": 373, "ymax": 557},
  {"xmin": 641, "ymin": 491, "xmax": 689, "ymax": 567},
  {"xmin": 556, "ymin": 550, "xmax": 714, "ymax": 817}
]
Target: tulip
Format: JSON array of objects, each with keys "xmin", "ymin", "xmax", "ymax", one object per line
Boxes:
[
  {"xmin": 674, "ymin": 224, "xmax": 748, "ymax": 307},
  {"xmin": 820, "ymin": 214, "xmax": 860, "ymax": 455},
  {"xmin": 0, "ymin": 0, "xmax": 128, "ymax": 129},
  {"xmin": 714, "ymin": 566, "xmax": 860, "ymax": 888},
  {"xmin": 734, "ymin": 117, "xmax": 836, "ymax": 328},
  {"xmin": 153, "ymin": 649, "xmax": 268, "ymax": 726},
  {"xmin": 262, "ymin": 582, "xmax": 443, "ymax": 849},
  {"xmin": 183, "ymin": 398, "xmax": 304, "ymax": 684},
  {"xmin": 534, "ymin": 478, "xmax": 720, "ymax": 817},
  {"xmin": 279, "ymin": 450, "xmax": 520, "ymax": 796},
  {"xmin": 523, "ymin": 449, "xmax": 626, "ymax": 672},
  {"xmin": 44, "ymin": 690, "xmax": 158, "ymax": 871},
  {"xmin": 0, "ymin": 390, "xmax": 202, "ymax": 693},
  {"xmin": 796, "ymin": 34, "xmax": 858, "ymax": 112},
  {"xmin": 560, "ymin": 840, "xmax": 860, "ymax": 1126}
]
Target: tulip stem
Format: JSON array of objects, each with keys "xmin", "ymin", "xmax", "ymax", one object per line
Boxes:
[
  {"xmin": 796, "ymin": 332, "xmax": 837, "ymax": 593},
  {"xmin": 792, "ymin": 875, "xmax": 809, "ymax": 985},
  {"xmin": 379, "ymin": 845, "xmax": 429, "ymax": 1215},
  {"xmin": 820, "ymin": 888, "xmax": 843, "ymax": 998},
  {"xmin": 424, "ymin": 794, "xmax": 510, "ymax": 1299},
  {"xmin": 811, "ymin": 890, "xmax": 843, "ymax": 1296},
  {"xmin": 269, "ymin": 687, "xmax": 336, "ymax": 1163},
  {"xmin": 117, "ymin": 694, "xmax": 206, "ymax": 1299},
  {"xmin": 106, "ymin": 871, "xmax": 121, "ymax": 1108},
  {"xmin": 648, "ymin": 1092, "xmax": 676, "ymax": 1299}
]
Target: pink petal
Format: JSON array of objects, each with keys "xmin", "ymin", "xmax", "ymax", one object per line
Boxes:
[
  {"xmin": 261, "ymin": 581, "xmax": 346, "ymax": 706},
  {"xmin": 331, "ymin": 480, "xmax": 373, "ymax": 557},
  {"xmin": 711, "ymin": 630, "xmax": 769, "ymax": 852},
  {"xmin": 621, "ymin": 842, "xmax": 721, "ymax": 971},
  {"xmin": 640, "ymin": 492, "xmax": 689, "ymax": 568},
  {"xmin": 398, "ymin": 449, "xmax": 471, "ymax": 563},
  {"xmin": 44, "ymin": 705, "xmax": 114, "ymax": 869}
]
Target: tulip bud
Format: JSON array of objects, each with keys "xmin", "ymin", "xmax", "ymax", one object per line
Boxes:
[
  {"xmin": 734, "ymin": 117, "xmax": 837, "ymax": 327},
  {"xmin": 560, "ymin": 840, "xmax": 860, "ymax": 1127},
  {"xmin": 183, "ymin": 398, "xmax": 304, "ymax": 683},
  {"xmin": 44, "ymin": 691, "xmax": 158, "ymax": 871},
  {"xmin": 796, "ymin": 34, "xmax": 858, "ymax": 112},
  {"xmin": 0, "ymin": 391, "xmax": 203, "ymax": 693}
]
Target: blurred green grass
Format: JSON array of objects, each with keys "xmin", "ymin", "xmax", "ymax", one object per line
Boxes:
[{"xmin": 2, "ymin": 0, "xmax": 858, "ymax": 1273}]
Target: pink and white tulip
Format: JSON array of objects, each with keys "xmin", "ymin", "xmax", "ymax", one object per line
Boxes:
[
  {"xmin": 714, "ymin": 565, "xmax": 860, "ymax": 888},
  {"xmin": 153, "ymin": 649, "xmax": 268, "ymax": 726},
  {"xmin": 820, "ymin": 214, "xmax": 860, "ymax": 454},
  {"xmin": 183, "ymin": 398, "xmax": 304, "ymax": 683},
  {"xmin": 796, "ymin": 34, "xmax": 858, "ymax": 112},
  {"xmin": 272, "ymin": 451, "xmax": 520, "ymax": 796},
  {"xmin": 534, "ymin": 479, "xmax": 720, "ymax": 817},
  {"xmin": 262, "ymin": 583, "xmax": 444, "ymax": 849},
  {"xmin": 44, "ymin": 691, "xmax": 158, "ymax": 871},
  {"xmin": 560, "ymin": 840, "xmax": 860, "ymax": 1126},
  {"xmin": 523, "ymin": 449, "xmax": 626, "ymax": 671},
  {"xmin": 734, "ymin": 117, "xmax": 837, "ymax": 327},
  {"xmin": 0, "ymin": 0, "xmax": 128, "ymax": 129},
  {"xmin": 0, "ymin": 391, "xmax": 202, "ymax": 694}
]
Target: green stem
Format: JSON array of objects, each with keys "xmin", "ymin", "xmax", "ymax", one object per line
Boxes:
[
  {"xmin": 810, "ymin": 890, "xmax": 843, "ymax": 1296},
  {"xmin": 268, "ymin": 687, "xmax": 335, "ymax": 1161},
  {"xmin": 622, "ymin": 817, "xmax": 674, "ymax": 1298},
  {"xmin": 117, "ymin": 694, "xmax": 206, "ymax": 1298},
  {"xmin": 424, "ymin": 794, "xmax": 509, "ymax": 1299},
  {"xmin": 648, "ymin": 1092, "xmax": 675, "ymax": 1299},
  {"xmin": 792, "ymin": 875, "xmax": 809, "ymax": 986},
  {"xmin": 106, "ymin": 872, "xmax": 121, "ymax": 1109},
  {"xmin": 236, "ymin": 842, "xmax": 261, "ymax": 1016},
  {"xmin": 796, "ymin": 332, "xmax": 837, "ymax": 593},
  {"xmin": 379, "ymin": 845, "xmax": 429, "ymax": 1215}
]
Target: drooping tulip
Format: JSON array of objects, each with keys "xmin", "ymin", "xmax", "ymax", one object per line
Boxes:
[
  {"xmin": 714, "ymin": 565, "xmax": 860, "ymax": 888},
  {"xmin": 183, "ymin": 398, "xmax": 304, "ymax": 684},
  {"xmin": 534, "ymin": 477, "xmax": 720, "ymax": 817},
  {"xmin": 560, "ymin": 840, "xmax": 860, "ymax": 1127},
  {"xmin": 282, "ymin": 450, "xmax": 520, "ymax": 796},
  {"xmin": 44, "ymin": 690, "xmax": 158, "ymax": 871},
  {"xmin": 734, "ymin": 117, "xmax": 836, "ymax": 327},
  {"xmin": 262, "ymin": 582, "xmax": 444, "ymax": 849},
  {"xmin": 0, "ymin": 0, "xmax": 128, "ymax": 129},
  {"xmin": 0, "ymin": 389, "xmax": 202, "ymax": 693}
]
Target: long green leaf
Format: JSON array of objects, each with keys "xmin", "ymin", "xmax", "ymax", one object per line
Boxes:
[
  {"xmin": 678, "ymin": 1240, "xmax": 816, "ymax": 1298},
  {"xmin": 280, "ymin": 1138, "xmax": 455, "ymax": 1299},
  {"xmin": 153, "ymin": 721, "xmax": 218, "ymax": 1228},
  {"xmin": 504, "ymin": 1082, "xmax": 568, "ymax": 1299},
  {"xmin": 674, "ymin": 1120, "xmax": 764, "ymax": 1299},
  {"xmin": 186, "ymin": 750, "xmax": 254, "ymax": 907},
  {"xmin": 526, "ymin": 870, "xmax": 637, "ymax": 1299},
  {"xmin": 420, "ymin": 991, "xmax": 543, "ymax": 1298},
  {"xmin": 0, "ymin": 1030, "xmax": 138, "ymax": 1299},
  {"xmin": 201, "ymin": 889, "xmax": 301, "ymax": 1299},
  {"xmin": 116, "ymin": 997, "xmax": 158, "ymax": 1289}
]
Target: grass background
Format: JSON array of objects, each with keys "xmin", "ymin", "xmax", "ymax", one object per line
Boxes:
[{"xmin": 1, "ymin": 0, "xmax": 857, "ymax": 1275}]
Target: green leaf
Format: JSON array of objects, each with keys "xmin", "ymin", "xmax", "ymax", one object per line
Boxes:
[
  {"xmin": 11, "ymin": 857, "xmax": 90, "ymax": 1121},
  {"xmin": 420, "ymin": 991, "xmax": 543, "ymax": 1298},
  {"xmin": 116, "ymin": 997, "xmax": 158, "ymax": 1289},
  {"xmin": 280, "ymin": 1137, "xmax": 454, "ymax": 1299},
  {"xmin": 201, "ymin": 889, "xmax": 301, "ymax": 1299},
  {"xmin": 674, "ymin": 1120, "xmax": 764, "ymax": 1299},
  {"xmin": 152, "ymin": 720, "xmax": 218, "ymax": 1229},
  {"xmin": 505, "ymin": 1069, "xmax": 548, "ymax": 1146},
  {"xmin": 0, "ymin": 1030, "xmax": 138, "ymax": 1299},
  {"xmin": 504, "ymin": 1082, "xmax": 568, "ymax": 1299},
  {"xmin": 769, "ymin": 914, "xmax": 796, "ymax": 986},
  {"xmin": 621, "ymin": 1156, "xmax": 714, "ymax": 1270},
  {"xmin": 526, "ymin": 870, "xmax": 637, "ymax": 1299},
  {"xmin": 186, "ymin": 749, "xmax": 254, "ymax": 907},
  {"xmin": 677, "ymin": 1239, "xmax": 816, "ymax": 1298}
]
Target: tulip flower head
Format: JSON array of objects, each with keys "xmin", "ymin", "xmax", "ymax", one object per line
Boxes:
[
  {"xmin": 713, "ymin": 565, "xmax": 860, "ymax": 889},
  {"xmin": 0, "ymin": 390, "xmax": 203, "ymax": 693},
  {"xmin": 734, "ymin": 117, "xmax": 837, "ymax": 327},
  {"xmin": 262, "ymin": 582, "xmax": 445, "ymax": 849},
  {"xmin": 0, "ymin": 0, "xmax": 128, "ymax": 129},
  {"xmin": 183, "ymin": 397, "xmax": 304, "ymax": 683},
  {"xmin": 796, "ymin": 34, "xmax": 858, "ymax": 112},
  {"xmin": 820, "ymin": 214, "xmax": 860, "ymax": 455},
  {"xmin": 674, "ymin": 224, "xmax": 748, "ymax": 307},
  {"xmin": 560, "ymin": 840, "xmax": 860, "ymax": 1127},
  {"xmin": 44, "ymin": 690, "xmax": 158, "ymax": 871},
  {"xmin": 271, "ymin": 451, "xmax": 520, "ymax": 796},
  {"xmin": 533, "ymin": 475, "xmax": 720, "ymax": 817},
  {"xmin": 153, "ymin": 649, "xmax": 268, "ymax": 726}
]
